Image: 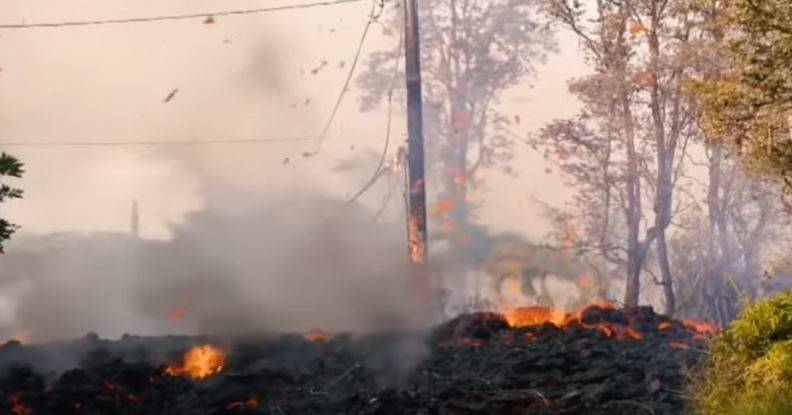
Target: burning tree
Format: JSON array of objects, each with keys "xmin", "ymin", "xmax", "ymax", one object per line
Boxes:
[{"xmin": 358, "ymin": 0, "xmax": 555, "ymax": 261}]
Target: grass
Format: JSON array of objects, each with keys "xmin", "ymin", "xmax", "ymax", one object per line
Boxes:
[{"xmin": 690, "ymin": 292, "xmax": 792, "ymax": 415}]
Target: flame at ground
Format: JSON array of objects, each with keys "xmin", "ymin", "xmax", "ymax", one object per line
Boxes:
[
  {"xmin": 501, "ymin": 302, "xmax": 718, "ymax": 343},
  {"xmin": 303, "ymin": 329, "xmax": 333, "ymax": 343},
  {"xmin": 166, "ymin": 345, "xmax": 225, "ymax": 380},
  {"xmin": 8, "ymin": 395, "xmax": 31, "ymax": 415},
  {"xmin": 9, "ymin": 330, "xmax": 31, "ymax": 345},
  {"xmin": 504, "ymin": 306, "xmax": 566, "ymax": 327},
  {"xmin": 503, "ymin": 302, "xmax": 644, "ymax": 341}
]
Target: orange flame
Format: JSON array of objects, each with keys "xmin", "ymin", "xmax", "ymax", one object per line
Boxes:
[
  {"xmin": 166, "ymin": 345, "xmax": 225, "ymax": 380},
  {"xmin": 226, "ymin": 397, "xmax": 260, "ymax": 410},
  {"xmin": 8, "ymin": 395, "xmax": 31, "ymax": 415},
  {"xmin": 503, "ymin": 302, "xmax": 645, "ymax": 341},
  {"xmin": 504, "ymin": 306, "xmax": 567, "ymax": 327},
  {"xmin": 303, "ymin": 329, "xmax": 333, "ymax": 343},
  {"xmin": 669, "ymin": 341, "xmax": 690, "ymax": 350}
]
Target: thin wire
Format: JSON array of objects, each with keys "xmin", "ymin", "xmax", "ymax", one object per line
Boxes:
[
  {"xmin": 308, "ymin": 0, "xmax": 381, "ymax": 155},
  {"xmin": 347, "ymin": 13, "xmax": 403, "ymax": 203},
  {"xmin": 0, "ymin": 137, "xmax": 315, "ymax": 147},
  {"xmin": 373, "ymin": 175, "xmax": 399, "ymax": 222},
  {"xmin": 0, "ymin": 0, "xmax": 365, "ymax": 29}
]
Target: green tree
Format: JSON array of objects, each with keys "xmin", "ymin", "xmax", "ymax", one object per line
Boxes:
[
  {"xmin": 0, "ymin": 152, "xmax": 24, "ymax": 252},
  {"xmin": 694, "ymin": 0, "xmax": 792, "ymax": 194}
]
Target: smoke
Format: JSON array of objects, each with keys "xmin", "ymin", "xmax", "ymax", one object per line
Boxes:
[{"xmin": 0, "ymin": 191, "xmax": 432, "ymax": 344}]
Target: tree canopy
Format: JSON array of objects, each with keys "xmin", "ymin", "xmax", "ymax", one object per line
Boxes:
[
  {"xmin": 694, "ymin": 0, "xmax": 792, "ymax": 193},
  {"xmin": 0, "ymin": 152, "xmax": 24, "ymax": 252}
]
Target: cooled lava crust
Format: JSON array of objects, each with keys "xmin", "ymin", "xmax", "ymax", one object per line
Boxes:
[{"xmin": 0, "ymin": 305, "xmax": 711, "ymax": 415}]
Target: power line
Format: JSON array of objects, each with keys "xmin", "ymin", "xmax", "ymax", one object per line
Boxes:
[
  {"xmin": 0, "ymin": 137, "xmax": 315, "ymax": 147},
  {"xmin": 307, "ymin": 0, "xmax": 381, "ymax": 155},
  {"xmin": 348, "ymin": 13, "xmax": 403, "ymax": 204},
  {"xmin": 0, "ymin": 0, "xmax": 366, "ymax": 29}
]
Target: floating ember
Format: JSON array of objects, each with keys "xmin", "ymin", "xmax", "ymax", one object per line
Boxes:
[{"xmin": 166, "ymin": 345, "xmax": 225, "ymax": 380}]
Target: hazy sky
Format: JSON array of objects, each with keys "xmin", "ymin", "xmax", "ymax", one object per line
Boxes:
[{"xmin": 0, "ymin": 0, "xmax": 587, "ymax": 241}]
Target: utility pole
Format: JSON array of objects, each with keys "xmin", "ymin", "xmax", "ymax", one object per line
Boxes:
[{"xmin": 403, "ymin": 0, "xmax": 428, "ymax": 267}]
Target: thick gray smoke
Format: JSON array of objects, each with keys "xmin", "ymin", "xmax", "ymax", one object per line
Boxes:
[{"xmin": 0, "ymin": 193, "xmax": 428, "ymax": 343}]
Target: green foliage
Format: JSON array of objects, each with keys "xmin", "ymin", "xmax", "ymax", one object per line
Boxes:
[
  {"xmin": 693, "ymin": 0, "xmax": 792, "ymax": 192},
  {"xmin": 692, "ymin": 292, "xmax": 792, "ymax": 415},
  {"xmin": 0, "ymin": 152, "xmax": 24, "ymax": 252}
]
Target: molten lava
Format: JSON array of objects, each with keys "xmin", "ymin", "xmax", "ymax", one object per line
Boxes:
[
  {"xmin": 226, "ymin": 397, "xmax": 260, "ymax": 410},
  {"xmin": 503, "ymin": 302, "xmax": 647, "ymax": 341},
  {"xmin": 166, "ymin": 345, "xmax": 225, "ymax": 380}
]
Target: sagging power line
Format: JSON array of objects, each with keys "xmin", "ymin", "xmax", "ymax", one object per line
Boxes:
[{"xmin": 0, "ymin": 0, "xmax": 365, "ymax": 30}]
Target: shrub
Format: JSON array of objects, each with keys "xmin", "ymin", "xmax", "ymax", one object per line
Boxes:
[{"xmin": 692, "ymin": 292, "xmax": 792, "ymax": 415}]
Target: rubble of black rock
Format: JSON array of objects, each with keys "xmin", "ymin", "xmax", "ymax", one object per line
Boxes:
[{"xmin": 0, "ymin": 305, "xmax": 713, "ymax": 415}]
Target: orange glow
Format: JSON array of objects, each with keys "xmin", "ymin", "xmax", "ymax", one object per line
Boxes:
[
  {"xmin": 168, "ymin": 306, "xmax": 185, "ymax": 321},
  {"xmin": 669, "ymin": 341, "xmax": 690, "ymax": 350},
  {"xmin": 504, "ymin": 306, "xmax": 566, "ymax": 327},
  {"xmin": 576, "ymin": 274, "xmax": 594, "ymax": 291},
  {"xmin": 303, "ymin": 329, "xmax": 333, "ymax": 343},
  {"xmin": 433, "ymin": 197, "xmax": 455, "ymax": 216},
  {"xmin": 502, "ymin": 277, "xmax": 523, "ymax": 296},
  {"xmin": 682, "ymin": 319, "xmax": 719, "ymax": 335},
  {"xmin": 227, "ymin": 397, "xmax": 260, "ymax": 410},
  {"xmin": 8, "ymin": 395, "xmax": 31, "ymax": 415},
  {"xmin": 658, "ymin": 322, "xmax": 673, "ymax": 331},
  {"xmin": 502, "ymin": 303, "xmax": 645, "ymax": 341},
  {"xmin": 407, "ymin": 215, "xmax": 426, "ymax": 264},
  {"xmin": 10, "ymin": 330, "xmax": 31, "ymax": 345},
  {"xmin": 439, "ymin": 219, "xmax": 457, "ymax": 235},
  {"xmin": 166, "ymin": 345, "xmax": 225, "ymax": 380},
  {"xmin": 630, "ymin": 22, "xmax": 646, "ymax": 34}
]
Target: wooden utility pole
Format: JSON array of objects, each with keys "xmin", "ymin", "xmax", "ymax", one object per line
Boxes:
[{"xmin": 403, "ymin": 0, "xmax": 428, "ymax": 266}]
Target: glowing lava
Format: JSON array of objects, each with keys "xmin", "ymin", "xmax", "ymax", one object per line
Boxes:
[
  {"xmin": 303, "ymin": 329, "xmax": 334, "ymax": 343},
  {"xmin": 226, "ymin": 397, "xmax": 260, "ymax": 410},
  {"xmin": 166, "ymin": 345, "xmax": 225, "ymax": 380},
  {"xmin": 504, "ymin": 306, "xmax": 566, "ymax": 327},
  {"xmin": 503, "ymin": 302, "xmax": 646, "ymax": 341},
  {"xmin": 8, "ymin": 395, "xmax": 31, "ymax": 415}
]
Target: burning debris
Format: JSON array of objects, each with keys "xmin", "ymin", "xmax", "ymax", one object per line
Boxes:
[{"xmin": 0, "ymin": 304, "xmax": 716, "ymax": 415}]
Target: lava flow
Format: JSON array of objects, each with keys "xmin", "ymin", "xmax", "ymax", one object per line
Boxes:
[
  {"xmin": 500, "ymin": 302, "xmax": 715, "ymax": 342},
  {"xmin": 165, "ymin": 345, "xmax": 226, "ymax": 380}
]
